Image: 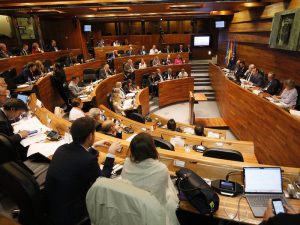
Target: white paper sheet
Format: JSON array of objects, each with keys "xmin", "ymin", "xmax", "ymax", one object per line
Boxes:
[
  {"xmin": 290, "ymin": 109, "xmax": 300, "ymax": 117},
  {"xmin": 12, "ymin": 117, "xmax": 50, "ymax": 134},
  {"xmin": 27, "ymin": 140, "xmax": 67, "ymax": 157},
  {"xmin": 20, "ymin": 133, "xmax": 47, "ymax": 147},
  {"xmin": 207, "ymin": 131, "xmax": 220, "ymax": 139}
]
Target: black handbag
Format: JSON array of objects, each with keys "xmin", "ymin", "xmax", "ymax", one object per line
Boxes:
[{"xmin": 176, "ymin": 168, "xmax": 219, "ymax": 215}]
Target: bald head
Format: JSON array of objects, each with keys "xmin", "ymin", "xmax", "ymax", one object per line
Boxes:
[{"xmin": 101, "ymin": 120, "xmax": 115, "ymax": 133}]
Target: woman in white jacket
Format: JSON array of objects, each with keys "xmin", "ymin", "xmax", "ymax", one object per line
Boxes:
[{"xmin": 121, "ymin": 132, "xmax": 179, "ymax": 225}]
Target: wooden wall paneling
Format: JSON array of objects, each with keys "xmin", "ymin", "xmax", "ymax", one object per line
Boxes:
[
  {"xmin": 228, "ymin": 21, "xmax": 272, "ymax": 33},
  {"xmin": 232, "ymin": 0, "xmax": 300, "ymax": 23},
  {"xmin": 159, "ymin": 77, "xmax": 194, "ymax": 107},
  {"xmin": 210, "ymin": 63, "xmax": 300, "ymax": 167},
  {"xmin": 227, "ymin": 32, "xmax": 270, "ymax": 45},
  {"xmin": 0, "ymin": 49, "xmax": 81, "ymax": 74}
]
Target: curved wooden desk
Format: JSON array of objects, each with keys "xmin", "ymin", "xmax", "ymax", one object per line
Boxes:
[
  {"xmin": 210, "ymin": 63, "xmax": 300, "ymax": 167},
  {"xmin": 113, "ymin": 52, "xmax": 189, "ymax": 73},
  {"xmin": 159, "ymin": 77, "xmax": 194, "ymax": 107},
  {"xmin": 134, "ymin": 63, "xmax": 191, "ymax": 87},
  {"xmin": 0, "ymin": 49, "xmax": 81, "ymax": 74},
  {"xmin": 28, "ymin": 93, "xmax": 300, "ymax": 225}
]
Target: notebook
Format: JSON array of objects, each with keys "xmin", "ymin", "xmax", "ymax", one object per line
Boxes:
[{"xmin": 244, "ymin": 167, "xmax": 287, "ymax": 217}]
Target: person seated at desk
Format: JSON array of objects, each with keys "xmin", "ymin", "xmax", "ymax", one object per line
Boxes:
[
  {"xmin": 98, "ymin": 63, "xmax": 114, "ymax": 80},
  {"xmin": 138, "ymin": 58, "xmax": 147, "ymax": 69},
  {"xmin": 45, "ymin": 117, "xmax": 122, "ymax": 225},
  {"xmin": 0, "ymin": 87, "xmax": 9, "ymax": 107},
  {"xmin": 186, "ymin": 44, "xmax": 192, "ymax": 59},
  {"xmin": 15, "ymin": 62, "xmax": 36, "ymax": 84},
  {"xmin": 163, "ymin": 54, "xmax": 173, "ymax": 65},
  {"xmin": 69, "ymin": 98, "xmax": 85, "ymax": 121},
  {"xmin": 68, "ymin": 76, "xmax": 86, "ymax": 98},
  {"xmin": 227, "ymin": 56, "xmax": 238, "ymax": 70},
  {"xmin": 149, "ymin": 45, "xmax": 159, "ymax": 55},
  {"xmin": 250, "ymin": 67, "xmax": 264, "ymax": 88},
  {"xmin": 0, "ymin": 99, "xmax": 29, "ymax": 162},
  {"xmin": 177, "ymin": 44, "xmax": 184, "ymax": 53},
  {"xmin": 51, "ymin": 63, "xmax": 71, "ymax": 110},
  {"xmin": 101, "ymin": 120, "xmax": 122, "ymax": 139},
  {"xmin": 0, "ymin": 43, "xmax": 12, "ymax": 58},
  {"xmin": 124, "ymin": 59, "xmax": 135, "ymax": 80},
  {"xmin": 156, "ymin": 68, "xmax": 164, "ymax": 82},
  {"xmin": 49, "ymin": 40, "xmax": 59, "ymax": 52},
  {"xmin": 113, "ymin": 40, "xmax": 120, "ymax": 46},
  {"xmin": 262, "ymin": 72, "xmax": 280, "ymax": 95},
  {"xmin": 33, "ymin": 60, "xmax": 46, "ymax": 78},
  {"xmin": 123, "ymin": 79, "xmax": 137, "ymax": 94},
  {"xmin": 31, "ymin": 42, "xmax": 44, "ymax": 54},
  {"xmin": 126, "ymin": 46, "xmax": 134, "ymax": 56},
  {"xmin": 115, "ymin": 81, "xmax": 127, "ymax": 99},
  {"xmin": 194, "ymin": 125, "xmax": 204, "ymax": 136},
  {"xmin": 163, "ymin": 68, "xmax": 173, "ymax": 80},
  {"xmin": 121, "ymin": 132, "xmax": 179, "ymax": 225},
  {"xmin": 174, "ymin": 54, "xmax": 183, "ymax": 65},
  {"xmin": 167, "ymin": 119, "xmax": 182, "ymax": 132},
  {"xmin": 178, "ymin": 68, "xmax": 188, "ymax": 78},
  {"xmin": 148, "ymin": 72, "xmax": 160, "ymax": 97},
  {"xmin": 243, "ymin": 64, "xmax": 255, "ymax": 80},
  {"xmin": 97, "ymin": 39, "xmax": 105, "ymax": 47},
  {"xmin": 112, "ymin": 88, "xmax": 135, "ymax": 116},
  {"xmin": 20, "ymin": 43, "xmax": 29, "ymax": 56},
  {"xmin": 152, "ymin": 56, "xmax": 161, "ymax": 67},
  {"xmin": 163, "ymin": 44, "xmax": 172, "ymax": 54},
  {"xmin": 274, "ymin": 79, "xmax": 298, "ymax": 108},
  {"xmin": 88, "ymin": 108, "xmax": 103, "ymax": 132},
  {"xmin": 260, "ymin": 199, "xmax": 300, "ymax": 225},
  {"xmin": 139, "ymin": 45, "xmax": 147, "ymax": 55},
  {"xmin": 235, "ymin": 60, "xmax": 247, "ymax": 78}
]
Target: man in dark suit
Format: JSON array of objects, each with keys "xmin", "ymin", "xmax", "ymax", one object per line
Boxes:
[
  {"xmin": 20, "ymin": 44, "xmax": 29, "ymax": 56},
  {"xmin": 98, "ymin": 63, "xmax": 114, "ymax": 80},
  {"xmin": 263, "ymin": 72, "xmax": 280, "ymax": 95},
  {"xmin": 177, "ymin": 44, "xmax": 184, "ymax": 53},
  {"xmin": 163, "ymin": 44, "xmax": 171, "ymax": 54},
  {"xmin": 16, "ymin": 62, "xmax": 36, "ymax": 84},
  {"xmin": 163, "ymin": 68, "xmax": 173, "ymax": 80},
  {"xmin": 0, "ymin": 43, "xmax": 12, "ymax": 58},
  {"xmin": 101, "ymin": 120, "xmax": 122, "ymax": 139},
  {"xmin": 45, "ymin": 117, "xmax": 122, "ymax": 225},
  {"xmin": 139, "ymin": 45, "xmax": 147, "ymax": 55},
  {"xmin": 123, "ymin": 59, "xmax": 135, "ymax": 80},
  {"xmin": 0, "ymin": 99, "xmax": 29, "ymax": 163},
  {"xmin": 148, "ymin": 72, "xmax": 159, "ymax": 97},
  {"xmin": 250, "ymin": 67, "xmax": 265, "ymax": 88},
  {"xmin": 126, "ymin": 46, "xmax": 134, "ymax": 56},
  {"xmin": 49, "ymin": 40, "xmax": 59, "ymax": 52},
  {"xmin": 235, "ymin": 60, "xmax": 247, "ymax": 78}
]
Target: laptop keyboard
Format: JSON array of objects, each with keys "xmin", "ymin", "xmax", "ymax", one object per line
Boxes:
[{"xmin": 247, "ymin": 194, "xmax": 286, "ymax": 207}]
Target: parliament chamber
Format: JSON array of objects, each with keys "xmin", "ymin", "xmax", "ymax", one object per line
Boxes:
[{"xmin": 0, "ymin": 0, "xmax": 300, "ymax": 225}]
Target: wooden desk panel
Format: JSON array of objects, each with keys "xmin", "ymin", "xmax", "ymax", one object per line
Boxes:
[
  {"xmin": 94, "ymin": 45, "xmax": 140, "ymax": 61},
  {"xmin": 134, "ymin": 63, "xmax": 191, "ymax": 87},
  {"xmin": 64, "ymin": 60, "xmax": 104, "ymax": 82},
  {"xmin": 159, "ymin": 77, "xmax": 194, "ymax": 107},
  {"xmin": 94, "ymin": 74, "xmax": 123, "ymax": 108},
  {"xmin": 113, "ymin": 52, "xmax": 189, "ymax": 73},
  {"xmin": 136, "ymin": 87, "xmax": 150, "ymax": 116},
  {"xmin": 210, "ymin": 63, "xmax": 300, "ymax": 167},
  {"xmin": 0, "ymin": 49, "xmax": 81, "ymax": 74}
]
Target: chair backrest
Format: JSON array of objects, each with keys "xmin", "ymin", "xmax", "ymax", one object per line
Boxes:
[
  {"xmin": 203, "ymin": 148, "xmax": 244, "ymax": 162},
  {"xmin": 83, "ymin": 68, "xmax": 97, "ymax": 83},
  {"xmin": 86, "ymin": 177, "xmax": 166, "ymax": 225},
  {"xmin": 77, "ymin": 54, "xmax": 84, "ymax": 62},
  {"xmin": 0, "ymin": 161, "xmax": 45, "ymax": 225},
  {"xmin": 127, "ymin": 113, "xmax": 145, "ymax": 124},
  {"xmin": 83, "ymin": 68, "xmax": 96, "ymax": 75},
  {"xmin": 0, "ymin": 133, "xmax": 20, "ymax": 165},
  {"xmin": 152, "ymin": 136, "xmax": 174, "ymax": 151},
  {"xmin": 106, "ymin": 93, "xmax": 114, "ymax": 111},
  {"xmin": 117, "ymin": 50, "xmax": 124, "ymax": 55},
  {"xmin": 43, "ymin": 60, "xmax": 52, "ymax": 71},
  {"xmin": 295, "ymin": 85, "xmax": 300, "ymax": 107}
]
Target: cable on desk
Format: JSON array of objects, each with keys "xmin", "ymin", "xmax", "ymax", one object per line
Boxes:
[
  {"xmin": 225, "ymin": 171, "xmax": 243, "ymax": 181},
  {"xmin": 224, "ymin": 194, "xmax": 245, "ymax": 225}
]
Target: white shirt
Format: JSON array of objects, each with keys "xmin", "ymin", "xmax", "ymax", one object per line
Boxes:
[
  {"xmin": 178, "ymin": 71, "xmax": 188, "ymax": 78},
  {"xmin": 149, "ymin": 48, "xmax": 158, "ymax": 55},
  {"xmin": 139, "ymin": 62, "xmax": 147, "ymax": 69},
  {"xmin": 69, "ymin": 107, "xmax": 85, "ymax": 121}
]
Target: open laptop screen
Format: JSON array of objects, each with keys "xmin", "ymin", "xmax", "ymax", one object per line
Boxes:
[
  {"xmin": 17, "ymin": 94, "xmax": 29, "ymax": 104},
  {"xmin": 244, "ymin": 167, "xmax": 282, "ymax": 193}
]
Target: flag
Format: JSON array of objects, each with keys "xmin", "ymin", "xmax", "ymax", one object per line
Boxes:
[
  {"xmin": 224, "ymin": 40, "xmax": 230, "ymax": 65},
  {"xmin": 232, "ymin": 40, "xmax": 237, "ymax": 59}
]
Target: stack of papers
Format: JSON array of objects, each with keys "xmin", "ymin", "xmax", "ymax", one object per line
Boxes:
[
  {"xmin": 170, "ymin": 136, "xmax": 185, "ymax": 147},
  {"xmin": 13, "ymin": 116, "xmax": 50, "ymax": 134},
  {"xmin": 207, "ymin": 131, "xmax": 220, "ymax": 139},
  {"xmin": 21, "ymin": 133, "xmax": 47, "ymax": 147},
  {"xmin": 27, "ymin": 140, "xmax": 67, "ymax": 157},
  {"xmin": 290, "ymin": 109, "xmax": 300, "ymax": 117},
  {"xmin": 183, "ymin": 127, "xmax": 195, "ymax": 135}
]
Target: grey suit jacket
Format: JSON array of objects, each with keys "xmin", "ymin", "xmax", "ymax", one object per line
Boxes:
[{"xmin": 68, "ymin": 81, "xmax": 83, "ymax": 98}]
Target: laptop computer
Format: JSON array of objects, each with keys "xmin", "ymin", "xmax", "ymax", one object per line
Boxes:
[
  {"xmin": 17, "ymin": 94, "xmax": 29, "ymax": 104},
  {"xmin": 244, "ymin": 167, "xmax": 287, "ymax": 217}
]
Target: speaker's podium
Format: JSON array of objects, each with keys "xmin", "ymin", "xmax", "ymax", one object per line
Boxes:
[{"xmin": 189, "ymin": 91, "xmax": 207, "ymax": 125}]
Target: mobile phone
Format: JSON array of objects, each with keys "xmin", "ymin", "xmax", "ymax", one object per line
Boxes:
[{"xmin": 272, "ymin": 199, "xmax": 285, "ymax": 215}]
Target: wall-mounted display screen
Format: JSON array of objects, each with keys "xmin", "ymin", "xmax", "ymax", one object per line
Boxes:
[
  {"xmin": 215, "ymin": 21, "xmax": 225, "ymax": 28},
  {"xmin": 0, "ymin": 15, "xmax": 13, "ymax": 38},
  {"xmin": 193, "ymin": 35, "xmax": 210, "ymax": 46},
  {"xmin": 84, "ymin": 25, "xmax": 92, "ymax": 32}
]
